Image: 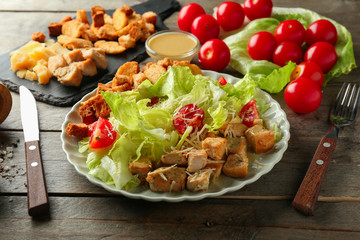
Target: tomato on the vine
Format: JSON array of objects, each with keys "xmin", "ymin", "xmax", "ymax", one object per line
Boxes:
[
  {"xmin": 305, "ymin": 19, "xmax": 338, "ymax": 46},
  {"xmin": 89, "ymin": 117, "xmax": 117, "ymax": 149},
  {"xmin": 199, "ymin": 39, "xmax": 230, "ymax": 72},
  {"xmin": 284, "ymin": 77, "xmax": 322, "ymax": 114},
  {"xmin": 177, "ymin": 3, "xmax": 206, "ymax": 32},
  {"xmin": 216, "ymin": 1, "xmax": 245, "ymax": 31},
  {"xmin": 247, "ymin": 31, "xmax": 277, "ymax": 61},
  {"xmin": 243, "ymin": 0, "xmax": 273, "ymax": 20},
  {"xmin": 275, "ymin": 19, "xmax": 306, "ymax": 46},
  {"xmin": 290, "ymin": 62, "xmax": 324, "ymax": 87},
  {"xmin": 272, "ymin": 41, "xmax": 303, "ymax": 67},
  {"xmin": 304, "ymin": 41, "xmax": 338, "ymax": 74},
  {"xmin": 173, "ymin": 104, "xmax": 205, "ymax": 134},
  {"xmin": 191, "ymin": 14, "xmax": 220, "ymax": 44},
  {"xmin": 239, "ymin": 99, "xmax": 260, "ymax": 127}
]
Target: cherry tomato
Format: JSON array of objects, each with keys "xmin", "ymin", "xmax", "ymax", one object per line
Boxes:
[
  {"xmin": 304, "ymin": 42, "xmax": 338, "ymax": 74},
  {"xmin": 247, "ymin": 31, "xmax": 277, "ymax": 61},
  {"xmin": 284, "ymin": 77, "xmax": 322, "ymax": 114},
  {"xmin": 216, "ymin": 1, "xmax": 245, "ymax": 31},
  {"xmin": 306, "ymin": 19, "xmax": 338, "ymax": 46},
  {"xmin": 272, "ymin": 41, "xmax": 303, "ymax": 67},
  {"xmin": 218, "ymin": 76, "xmax": 228, "ymax": 86},
  {"xmin": 191, "ymin": 14, "xmax": 220, "ymax": 44},
  {"xmin": 290, "ymin": 62, "xmax": 324, "ymax": 87},
  {"xmin": 173, "ymin": 104, "xmax": 205, "ymax": 134},
  {"xmin": 243, "ymin": 0, "xmax": 273, "ymax": 20},
  {"xmin": 275, "ymin": 19, "xmax": 306, "ymax": 46},
  {"xmin": 89, "ymin": 117, "xmax": 117, "ymax": 149},
  {"xmin": 199, "ymin": 39, "xmax": 231, "ymax": 72},
  {"xmin": 177, "ymin": 3, "xmax": 206, "ymax": 32},
  {"xmin": 239, "ymin": 99, "xmax": 260, "ymax": 127}
]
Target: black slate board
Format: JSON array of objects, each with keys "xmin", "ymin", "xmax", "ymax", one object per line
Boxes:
[{"xmin": 0, "ymin": 0, "xmax": 180, "ymax": 107}]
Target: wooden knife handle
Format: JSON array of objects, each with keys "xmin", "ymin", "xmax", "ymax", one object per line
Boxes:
[
  {"xmin": 25, "ymin": 140, "xmax": 49, "ymax": 216},
  {"xmin": 292, "ymin": 136, "xmax": 337, "ymax": 215}
]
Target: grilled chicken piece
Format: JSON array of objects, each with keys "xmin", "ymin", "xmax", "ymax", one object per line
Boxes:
[
  {"xmin": 204, "ymin": 161, "xmax": 224, "ymax": 181},
  {"xmin": 53, "ymin": 64, "xmax": 83, "ymax": 87},
  {"xmin": 73, "ymin": 59, "xmax": 97, "ymax": 77},
  {"xmin": 223, "ymin": 154, "xmax": 248, "ymax": 178},
  {"xmin": 202, "ymin": 137, "xmax": 228, "ymax": 161},
  {"xmin": 186, "ymin": 169, "xmax": 213, "ymax": 192},
  {"xmin": 81, "ymin": 48, "xmax": 107, "ymax": 70},
  {"xmin": 63, "ymin": 49, "xmax": 84, "ymax": 64},
  {"xmin": 186, "ymin": 149, "xmax": 207, "ymax": 173},
  {"xmin": 227, "ymin": 136, "xmax": 248, "ymax": 161},
  {"xmin": 48, "ymin": 54, "xmax": 67, "ymax": 74},
  {"xmin": 219, "ymin": 118, "xmax": 248, "ymax": 137},
  {"xmin": 161, "ymin": 150, "xmax": 187, "ymax": 166},
  {"xmin": 146, "ymin": 166, "xmax": 186, "ymax": 192},
  {"xmin": 129, "ymin": 157, "xmax": 152, "ymax": 182},
  {"xmin": 245, "ymin": 124, "xmax": 274, "ymax": 154}
]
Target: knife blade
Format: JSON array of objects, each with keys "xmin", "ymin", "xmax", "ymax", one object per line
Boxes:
[{"xmin": 19, "ymin": 86, "xmax": 49, "ymax": 216}]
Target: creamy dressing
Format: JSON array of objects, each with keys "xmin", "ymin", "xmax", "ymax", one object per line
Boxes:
[{"xmin": 148, "ymin": 33, "xmax": 197, "ymax": 56}]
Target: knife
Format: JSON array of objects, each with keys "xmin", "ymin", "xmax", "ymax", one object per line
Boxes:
[{"xmin": 19, "ymin": 86, "xmax": 49, "ymax": 216}]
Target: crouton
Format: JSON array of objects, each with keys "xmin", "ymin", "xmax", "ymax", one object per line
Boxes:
[
  {"xmin": 227, "ymin": 136, "xmax": 248, "ymax": 159},
  {"xmin": 115, "ymin": 61, "xmax": 140, "ymax": 76},
  {"xmin": 129, "ymin": 156, "xmax": 152, "ymax": 182},
  {"xmin": 81, "ymin": 28, "xmax": 98, "ymax": 42},
  {"xmin": 104, "ymin": 14, "xmax": 113, "ymax": 25},
  {"xmin": 79, "ymin": 94, "xmax": 111, "ymax": 124},
  {"xmin": 76, "ymin": 9, "xmax": 89, "ymax": 24},
  {"xmin": 172, "ymin": 61, "xmax": 203, "ymax": 75},
  {"xmin": 143, "ymin": 63, "xmax": 166, "ymax": 84},
  {"xmin": 118, "ymin": 34, "xmax": 136, "ymax": 48},
  {"xmin": 94, "ymin": 40, "xmax": 126, "ymax": 54},
  {"xmin": 91, "ymin": 6, "xmax": 105, "ymax": 27},
  {"xmin": 53, "ymin": 64, "xmax": 83, "ymax": 87},
  {"xmin": 31, "ymin": 31, "xmax": 46, "ymax": 43},
  {"xmin": 48, "ymin": 54, "xmax": 68, "ymax": 74},
  {"xmin": 142, "ymin": 11, "xmax": 157, "ymax": 25},
  {"xmin": 128, "ymin": 13, "xmax": 141, "ymax": 24},
  {"xmin": 73, "ymin": 59, "xmax": 97, "ymax": 77},
  {"xmin": 112, "ymin": 74, "xmax": 132, "ymax": 87},
  {"xmin": 62, "ymin": 20, "xmax": 86, "ymax": 38},
  {"xmin": 48, "ymin": 22, "xmax": 63, "ymax": 36},
  {"xmin": 205, "ymin": 162, "xmax": 224, "ymax": 181},
  {"xmin": 95, "ymin": 24, "xmax": 118, "ymax": 40},
  {"xmin": 202, "ymin": 137, "xmax": 228, "ymax": 161},
  {"xmin": 60, "ymin": 16, "xmax": 73, "ymax": 25},
  {"xmin": 223, "ymin": 154, "xmax": 248, "ymax": 178},
  {"xmin": 245, "ymin": 124, "xmax": 274, "ymax": 154},
  {"xmin": 58, "ymin": 35, "xmax": 93, "ymax": 49},
  {"xmin": 146, "ymin": 166, "xmax": 186, "ymax": 192},
  {"xmin": 120, "ymin": 4, "xmax": 134, "ymax": 16},
  {"xmin": 63, "ymin": 49, "xmax": 84, "ymax": 64},
  {"xmin": 96, "ymin": 83, "xmax": 113, "ymax": 94},
  {"xmin": 189, "ymin": 64, "xmax": 203, "ymax": 75},
  {"xmin": 132, "ymin": 72, "xmax": 147, "ymax": 88},
  {"xmin": 65, "ymin": 122, "xmax": 89, "ymax": 139},
  {"xmin": 157, "ymin": 58, "xmax": 173, "ymax": 69},
  {"xmin": 91, "ymin": 6, "xmax": 105, "ymax": 17},
  {"xmin": 186, "ymin": 169, "xmax": 213, "ymax": 192},
  {"xmin": 161, "ymin": 150, "xmax": 187, "ymax": 166},
  {"xmin": 81, "ymin": 48, "xmax": 107, "ymax": 70},
  {"xmin": 111, "ymin": 83, "xmax": 132, "ymax": 92},
  {"xmin": 112, "ymin": 8, "xmax": 128, "ymax": 31},
  {"xmin": 220, "ymin": 118, "xmax": 248, "ymax": 137}
]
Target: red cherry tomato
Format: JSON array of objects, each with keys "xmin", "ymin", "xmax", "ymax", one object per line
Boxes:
[
  {"xmin": 284, "ymin": 77, "xmax": 322, "ymax": 114},
  {"xmin": 89, "ymin": 117, "xmax": 117, "ymax": 149},
  {"xmin": 243, "ymin": 0, "xmax": 273, "ymax": 20},
  {"xmin": 173, "ymin": 104, "xmax": 205, "ymax": 134},
  {"xmin": 177, "ymin": 3, "xmax": 206, "ymax": 32},
  {"xmin": 218, "ymin": 76, "xmax": 228, "ymax": 86},
  {"xmin": 191, "ymin": 14, "xmax": 220, "ymax": 44},
  {"xmin": 199, "ymin": 39, "xmax": 231, "ymax": 72},
  {"xmin": 305, "ymin": 19, "xmax": 338, "ymax": 46},
  {"xmin": 275, "ymin": 19, "xmax": 306, "ymax": 46},
  {"xmin": 239, "ymin": 99, "xmax": 260, "ymax": 127},
  {"xmin": 304, "ymin": 42, "xmax": 338, "ymax": 74},
  {"xmin": 216, "ymin": 1, "xmax": 245, "ymax": 31},
  {"xmin": 290, "ymin": 62, "xmax": 324, "ymax": 87},
  {"xmin": 247, "ymin": 31, "xmax": 277, "ymax": 61},
  {"xmin": 272, "ymin": 41, "xmax": 303, "ymax": 67}
]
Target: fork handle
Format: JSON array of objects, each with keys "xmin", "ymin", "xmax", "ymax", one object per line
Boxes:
[{"xmin": 292, "ymin": 135, "xmax": 337, "ymax": 215}]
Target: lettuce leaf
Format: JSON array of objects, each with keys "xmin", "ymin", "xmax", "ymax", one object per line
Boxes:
[{"xmin": 223, "ymin": 7, "xmax": 356, "ymax": 92}]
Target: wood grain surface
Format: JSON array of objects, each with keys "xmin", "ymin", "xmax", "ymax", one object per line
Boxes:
[{"xmin": 0, "ymin": 0, "xmax": 359, "ymax": 239}]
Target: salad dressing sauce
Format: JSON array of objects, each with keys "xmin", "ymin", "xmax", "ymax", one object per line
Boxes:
[{"xmin": 148, "ymin": 32, "xmax": 197, "ymax": 56}]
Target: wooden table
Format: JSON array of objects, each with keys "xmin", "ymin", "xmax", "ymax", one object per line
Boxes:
[{"xmin": 0, "ymin": 0, "xmax": 359, "ymax": 239}]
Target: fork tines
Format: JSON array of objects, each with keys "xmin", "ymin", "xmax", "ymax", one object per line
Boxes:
[{"xmin": 333, "ymin": 82, "xmax": 360, "ymax": 122}]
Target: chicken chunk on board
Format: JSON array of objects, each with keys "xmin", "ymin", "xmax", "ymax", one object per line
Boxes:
[
  {"xmin": 186, "ymin": 169, "xmax": 213, "ymax": 192},
  {"xmin": 48, "ymin": 54, "xmax": 68, "ymax": 74},
  {"xmin": 81, "ymin": 48, "xmax": 107, "ymax": 70},
  {"xmin": 202, "ymin": 137, "xmax": 228, "ymax": 161},
  {"xmin": 146, "ymin": 166, "xmax": 186, "ymax": 192},
  {"xmin": 222, "ymin": 153, "xmax": 248, "ymax": 178},
  {"xmin": 186, "ymin": 149, "xmax": 208, "ymax": 173},
  {"xmin": 161, "ymin": 150, "xmax": 187, "ymax": 166},
  {"xmin": 245, "ymin": 124, "xmax": 274, "ymax": 154},
  {"xmin": 129, "ymin": 157, "xmax": 152, "ymax": 182},
  {"xmin": 73, "ymin": 59, "xmax": 97, "ymax": 77},
  {"xmin": 53, "ymin": 64, "xmax": 83, "ymax": 87}
]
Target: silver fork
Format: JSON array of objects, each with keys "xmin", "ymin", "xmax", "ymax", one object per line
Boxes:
[{"xmin": 292, "ymin": 82, "xmax": 360, "ymax": 216}]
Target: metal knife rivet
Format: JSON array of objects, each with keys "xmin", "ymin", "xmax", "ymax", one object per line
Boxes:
[
  {"xmin": 31, "ymin": 162, "xmax": 38, "ymax": 167},
  {"xmin": 316, "ymin": 160, "xmax": 324, "ymax": 165},
  {"xmin": 29, "ymin": 145, "xmax": 36, "ymax": 150},
  {"xmin": 323, "ymin": 142, "xmax": 331, "ymax": 148}
]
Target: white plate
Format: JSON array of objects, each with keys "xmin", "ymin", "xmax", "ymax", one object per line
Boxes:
[{"xmin": 61, "ymin": 70, "xmax": 290, "ymax": 202}]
